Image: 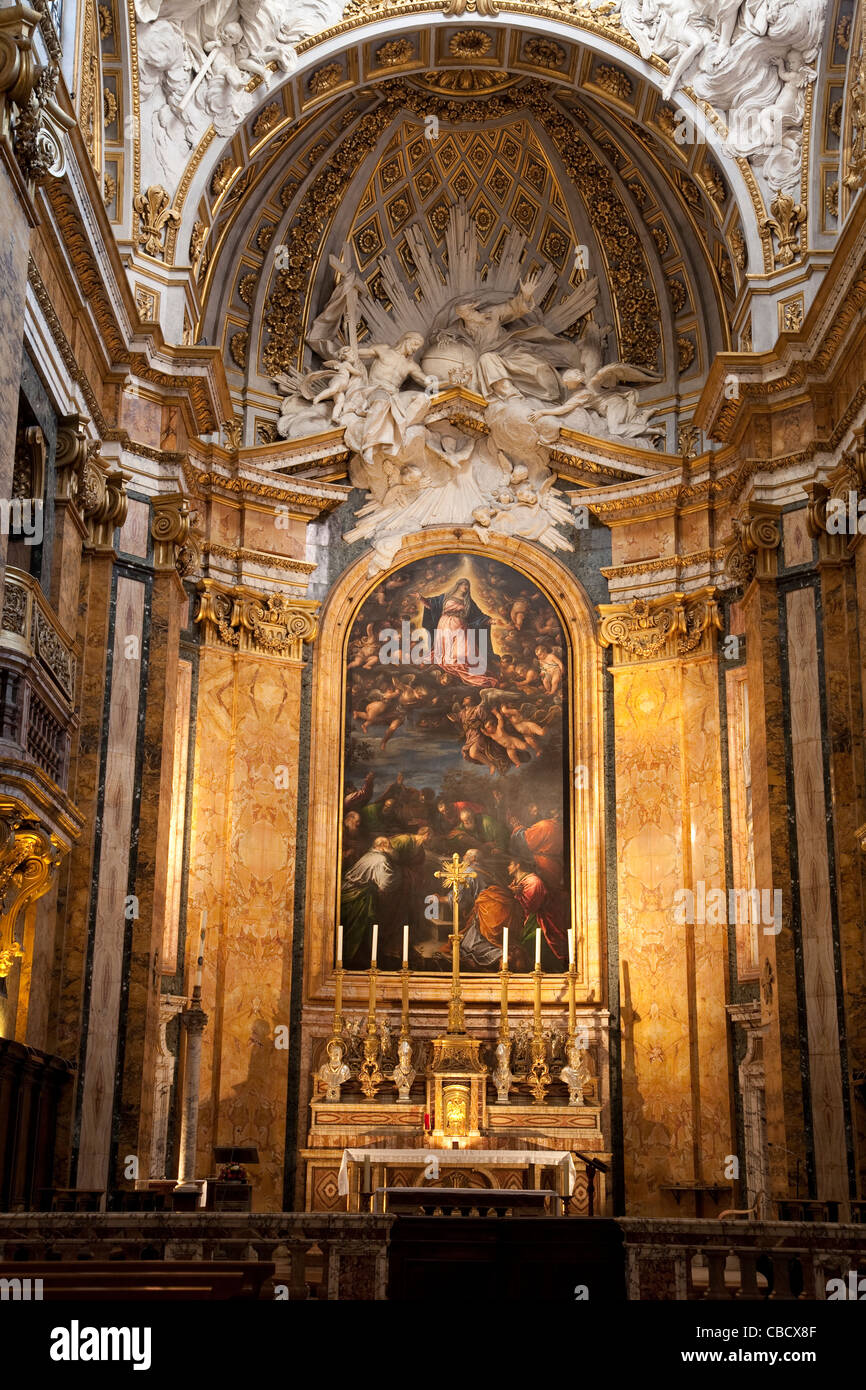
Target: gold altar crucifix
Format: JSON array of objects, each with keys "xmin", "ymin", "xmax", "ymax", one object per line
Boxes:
[{"xmin": 434, "ymin": 852, "xmax": 476, "ymax": 1035}]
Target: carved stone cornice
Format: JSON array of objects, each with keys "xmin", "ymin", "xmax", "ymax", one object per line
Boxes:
[
  {"xmin": 723, "ymin": 503, "xmax": 782, "ymax": 589},
  {"xmin": 151, "ymin": 494, "xmax": 201, "ymax": 580},
  {"xmin": 597, "ymin": 587, "xmax": 722, "ymax": 666},
  {"xmin": 57, "ymin": 430, "xmax": 130, "ymax": 551},
  {"xmin": 0, "ymin": 1, "xmax": 72, "ymax": 194},
  {"xmin": 0, "ymin": 797, "xmax": 64, "ymax": 978},
  {"xmin": 195, "ymin": 579, "xmax": 318, "ymax": 659}
]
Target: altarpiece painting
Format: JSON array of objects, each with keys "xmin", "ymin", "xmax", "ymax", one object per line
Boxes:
[{"xmin": 339, "ymin": 553, "xmax": 570, "ymax": 974}]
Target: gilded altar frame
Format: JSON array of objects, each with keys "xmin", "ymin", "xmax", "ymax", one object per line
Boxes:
[{"xmin": 302, "ymin": 528, "xmax": 607, "ymax": 1017}]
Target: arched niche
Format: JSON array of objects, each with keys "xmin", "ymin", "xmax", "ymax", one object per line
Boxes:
[{"xmin": 303, "ymin": 529, "xmax": 606, "ymax": 1015}]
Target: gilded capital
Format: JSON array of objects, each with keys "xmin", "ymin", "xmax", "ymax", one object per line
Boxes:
[
  {"xmin": 724, "ymin": 502, "xmax": 782, "ymax": 587},
  {"xmin": 597, "ymin": 588, "xmax": 722, "ymax": 666},
  {"xmin": 195, "ymin": 579, "xmax": 318, "ymax": 658},
  {"xmin": 152, "ymin": 494, "xmax": 201, "ymax": 579}
]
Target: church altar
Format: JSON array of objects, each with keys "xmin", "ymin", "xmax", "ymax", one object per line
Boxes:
[
  {"xmin": 338, "ymin": 1148, "xmax": 577, "ymax": 1197},
  {"xmin": 303, "ymin": 856, "xmax": 609, "ymax": 1215}
]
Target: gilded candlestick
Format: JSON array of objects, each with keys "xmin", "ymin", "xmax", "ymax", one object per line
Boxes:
[
  {"xmin": 359, "ymin": 966, "xmax": 383, "ymax": 1099},
  {"xmin": 529, "ymin": 960, "xmax": 551, "ymax": 1103},
  {"xmin": 333, "ymin": 963, "xmax": 345, "ymax": 1039},
  {"xmin": 400, "ymin": 964, "xmax": 410, "ymax": 1041}
]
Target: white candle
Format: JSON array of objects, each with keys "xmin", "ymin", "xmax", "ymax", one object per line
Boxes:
[
  {"xmin": 568, "ymin": 927, "xmax": 575, "ymax": 968},
  {"xmin": 402, "ymin": 924, "xmax": 409, "ymax": 966},
  {"xmin": 502, "ymin": 926, "xmax": 508, "ymax": 968},
  {"xmin": 535, "ymin": 927, "xmax": 541, "ymax": 967},
  {"xmin": 336, "ymin": 922, "xmax": 343, "ymax": 965},
  {"xmin": 371, "ymin": 923, "xmax": 378, "ymax": 966}
]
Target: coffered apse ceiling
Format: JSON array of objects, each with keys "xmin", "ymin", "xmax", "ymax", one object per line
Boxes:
[{"xmin": 87, "ymin": 0, "xmax": 861, "ymax": 450}]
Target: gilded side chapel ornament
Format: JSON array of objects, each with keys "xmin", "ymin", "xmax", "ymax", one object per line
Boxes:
[
  {"xmin": 844, "ymin": 37, "xmax": 866, "ymax": 191},
  {"xmin": 134, "ymin": 184, "xmax": 181, "ymax": 260}
]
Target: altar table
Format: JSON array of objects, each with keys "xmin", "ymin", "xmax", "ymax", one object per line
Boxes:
[{"xmin": 337, "ymin": 1148, "xmax": 577, "ymax": 1197}]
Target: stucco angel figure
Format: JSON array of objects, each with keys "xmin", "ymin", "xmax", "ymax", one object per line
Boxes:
[
  {"xmin": 529, "ymin": 363, "xmax": 663, "ymax": 444},
  {"xmin": 318, "ymin": 1037, "xmax": 351, "ymax": 1101},
  {"xmin": 561, "ymin": 1043, "xmax": 590, "ymax": 1107},
  {"xmin": 312, "ymin": 346, "xmax": 368, "ymax": 424},
  {"xmin": 390, "ymin": 1038, "xmax": 416, "ymax": 1103},
  {"xmin": 273, "ymin": 366, "xmax": 335, "ymax": 439}
]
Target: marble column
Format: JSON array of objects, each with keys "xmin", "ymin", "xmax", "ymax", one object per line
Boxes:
[
  {"xmin": 149, "ymin": 993, "xmax": 185, "ymax": 1179},
  {"xmin": 599, "ymin": 589, "xmax": 730, "ymax": 1215},
  {"xmin": 47, "ymin": 461, "xmax": 129, "ymax": 1188},
  {"xmin": 114, "ymin": 498, "xmax": 190, "ymax": 1185},
  {"xmin": 725, "ymin": 503, "xmax": 808, "ymax": 1204},
  {"xmin": 728, "ymin": 1002, "xmax": 768, "ymax": 1214}
]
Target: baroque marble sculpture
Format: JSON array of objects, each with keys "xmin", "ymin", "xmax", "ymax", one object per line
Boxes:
[
  {"xmin": 136, "ymin": 0, "xmax": 345, "ymax": 181},
  {"xmin": 593, "ymin": 0, "xmax": 828, "ymax": 191},
  {"xmin": 273, "ymin": 206, "xmax": 663, "ymax": 573}
]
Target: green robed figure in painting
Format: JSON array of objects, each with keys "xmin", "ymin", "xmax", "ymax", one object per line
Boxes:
[{"xmin": 340, "ymin": 830, "xmax": 431, "ymax": 968}]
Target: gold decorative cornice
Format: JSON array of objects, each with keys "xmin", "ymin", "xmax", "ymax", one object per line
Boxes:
[
  {"xmin": 599, "ymin": 547, "xmax": 727, "ymax": 581},
  {"xmin": 0, "ymin": 798, "xmax": 64, "ymax": 978},
  {"xmin": 204, "ymin": 542, "xmax": 316, "ymax": 576},
  {"xmin": 195, "ymin": 579, "xmax": 318, "ymax": 658},
  {"xmin": 723, "ymin": 502, "xmax": 781, "ymax": 588},
  {"xmin": 598, "ymin": 587, "xmax": 722, "ymax": 666},
  {"xmin": 27, "ymin": 259, "xmax": 108, "ymax": 434},
  {"xmin": 151, "ymin": 493, "xmax": 201, "ymax": 579}
]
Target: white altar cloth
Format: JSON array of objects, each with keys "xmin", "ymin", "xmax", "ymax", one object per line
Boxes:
[{"xmin": 337, "ymin": 1148, "xmax": 577, "ymax": 1196}]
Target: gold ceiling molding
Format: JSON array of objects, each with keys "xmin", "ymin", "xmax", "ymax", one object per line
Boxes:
[
  {"xmin": 587, "ymin": 475, "xmax": 724, "ymax": 518},
  {"xmin": 195, "ymin": 579, "xmax": 318, "ymax": 659},
  {"xmin": 126, "ymin": 353, "xmax": 219, "ymax": 434},
  {"xmin": 301, "ymin": 0, "xmax": 649, "ymax": 58},
  {"xmin": 597, "ymin": 587, "xmax": 722, "ymax": 666},
  {"xmin": 261, "ymin": 77, "xmax": 660, "ymax": 377},
  {"xmin": 43, "ymin": 180, "xmax": 128, "ymax": 360}
]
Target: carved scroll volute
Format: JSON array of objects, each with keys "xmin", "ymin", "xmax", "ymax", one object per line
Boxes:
[
  {"xmin": 55, "ymin": 417, "xmax": 89, "ymax": 505},
  {"xmin": 83, "ymin": 457, "xmax": 129, "ymax": 550},
  {"xmin": 0, "ymin": 802, "xmax": 62, "ymax": 978},
  {"xmin": 151, "ymin": 494, "xmax": 201, "ymax": 579},
  {"xmin": 0, "ymin": 4, "xmax": 40, "ymax": 112},
  {"xmin": 724, "ymin": 504, "xmax": 781, "ymax": 588}
]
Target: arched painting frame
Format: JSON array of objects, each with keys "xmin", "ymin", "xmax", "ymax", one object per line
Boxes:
[{"xmin": 303, "ymin": 531, "xmax": 606, "ymax": 1015}]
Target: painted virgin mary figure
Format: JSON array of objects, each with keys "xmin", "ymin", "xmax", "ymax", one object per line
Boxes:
[{"xmin": 412, "ymin": 578, "xmax": 497, "ymax": 689}]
